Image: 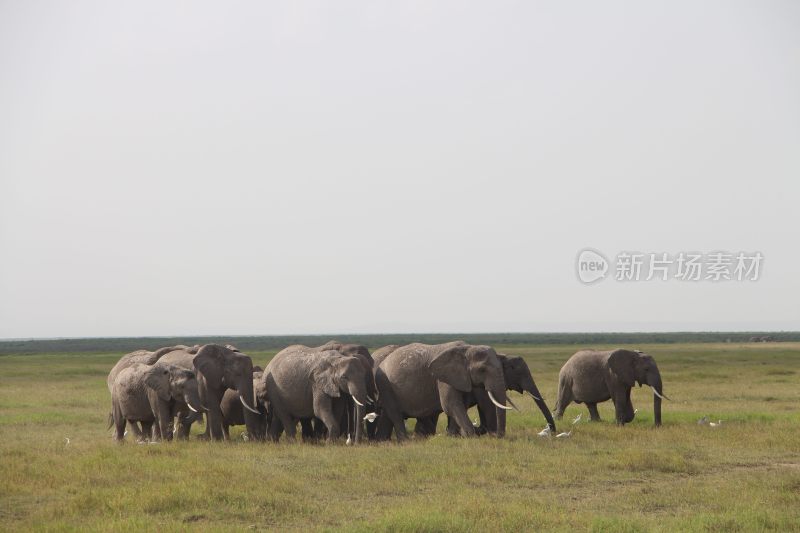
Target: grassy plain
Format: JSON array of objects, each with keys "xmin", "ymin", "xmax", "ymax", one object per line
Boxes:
[{"xmin": 1, "ymin": 342, "xmax": 799, "ymax": 531}]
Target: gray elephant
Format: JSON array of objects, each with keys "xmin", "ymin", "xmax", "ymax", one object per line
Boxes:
[
  {"xmin": 220, "ymin": 367, "xmax": 267, "ymax": 440},
  {"xmin": 440, "ymin": 352, "xmax": 556, "ymax": 436},
  {"xmin": 263, "ymin": 349, "xmax": 370, "ymax": 442},
  {"xmin": 276, "ymin": 341, "xmax": 376, "ymax": 443},
  {"xmin": 554, "ymin": 349, "xmax": 668, "ymax": 426},
  {"xmin": 373, "ymin": 342, "xmax": 513, "ymax": 441},
  {"xmin": 106, "ymin": 345, "xmax": 192, "ymax": 437},
  {"xmin": 159, "ymin": 344, "xmax": 261, "ymax": 440},
  {"xmin": 111, "ymin": 362, "xmax": 204, "ymax": 442}
]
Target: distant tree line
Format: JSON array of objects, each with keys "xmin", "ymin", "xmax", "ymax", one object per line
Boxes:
[{"xmin": 0, "ymin": 331, "xmax": 798, "ymax": 355}]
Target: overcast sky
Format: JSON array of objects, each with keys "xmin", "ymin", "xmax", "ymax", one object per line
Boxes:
[{"xmin": 1, "ymin": 2, "xmax": 798, "ymax": 338}]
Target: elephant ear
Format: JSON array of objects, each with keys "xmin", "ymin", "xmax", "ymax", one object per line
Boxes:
[
  {"xmin": 145, "ymin": 366, "xmax": 172, "ymax": 402},
  {"xmin": 313, "ymin": 359, "xmax": 341, "ymax": 398},
  {"xmin": 193, "ymin": 345, "xmax": 223, "ymax": 386},
  {"xmin": 608, "ymin": 349, "xmax": 637, "ymax": 387},
  {"xmin": 429, "ymin": 345, "xmax": 472, "ymax": 392}
]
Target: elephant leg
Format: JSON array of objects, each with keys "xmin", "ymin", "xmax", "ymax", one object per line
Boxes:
[
  {"xmin": 414, "ymin": 414, "xmax": 438, "ymax": 437},
  {"xmin": 375, "ymin": 371, "xmax": 408, "ymax": 441},
  {"xmin": 613, "ymin": 389, "xmax": 631, "ymax": 425},
  {"xmin": 313, "ymin": 394, "xmax": 340, "ymax": 442},
  {"xmin": 623, "ymin": 390, "xmax": 635, "ymax": 423},
  {"xmin": 268, "ymin": 416, "xmax": 285, "ymax": 442},
  {"xmin": 176, "ymin": 420, "xmax": 191, "ymax": 440},
  {"xmin": 153, "ymin": 399, "xmax": 173, "ymax": 442},
  {"xmin": 313, "ymin": 417, "xmax": 328, "ymax": 440},
  {"xmin": 113, "ymin": 413, "xmax": 127, "ymax": 442},
  {"xmin": 587, "ymin": 403, "xmax": 601, "ymax": 422},
  {"xmin": 373, "ymin": 413, "xmax": 394, "ymax": 441},
  {"xmin": 445, "ymin": 415, "xmax": 461, "ymax": 437},
  {"xmin": 140, "ymin": 421, "xmax": 154, "ymax": 442},
  {"xmin": 280, "ymin": 414, "xmax": 297, "ymax": 442},
  {"xmin": 222, "ymin": 423, "xmax": 230, "ymax": 440},
  {"xmin": 473, "ymin": 389, "xmax": 495, "ymax": 434},
  {"xmin": 438, "ymin": 383, "xmax": 474, "ymax": 437},
  {"xmin": 127, "ymin": 421, "xmax": 143, "ymax": 438},
  {"xmin": 175, "ymin": 412, "xmax": 194, "ymax": 440},
  {"xmin": 300, "ymin": 418, "xmax": 315, "ymax": 442}
]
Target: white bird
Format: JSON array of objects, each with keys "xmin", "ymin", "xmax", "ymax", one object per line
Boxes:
[
  {"xmin": 64, "ymin": 437, "xmax": 70, "ymax": 446},
  {"xmin": 363, "ymin": 412, "xmax": 378, "ymax": 423},
  {"xmin": 709, "ymin": 420, "xmax": 723, "ymax": 428},
  {"xmin": 346, "ymin": 435, "xmax": 352, "ymax": 445},
  {"xmin": 556, "ymin": 430, "xmax": 572, "ymax": 438},
  {"xmin": 697, "ymin": 416, "xmax": 709, "ymax": 425},
  {"xmin": 634, "ymin": 409, "xmax": 639, "ymax": 415},
  {"xmin": 537, "ymin": 426, "xmax": 552, "ymax": 437},
  {"xmin": 572, "ymin": 414, "xmax": 582, "ymax": 425}
]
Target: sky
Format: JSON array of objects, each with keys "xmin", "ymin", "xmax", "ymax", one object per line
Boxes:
[{"xmin": 1, "ymin": 1, "xmax": 799, "ymax": 338}]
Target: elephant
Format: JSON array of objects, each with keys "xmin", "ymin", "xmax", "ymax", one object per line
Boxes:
[
  {"xmin": 440, "ymin": 352, "xmax": 557, "ymax": 436},
  {"xmin": 554, "ymin": 349, "xmax": 668, "ymax": 426},
  {"xmin": 220, "ymin": 367, "xmax": 267, "ymax": 440},
  {"xmin": 275, "ymin": 341, "xmax": 376, "ymax": 443},
  {"xmin": 158, "ymin": 344, "xmax": 262, "ymax": 440},
  {"xmin": 111, "ymin": 362, "xmax": 204, "ymax": 442},
  {"xmin": 263, "ymin": 349, "xmax": 370, "ymax": 442},
  {"xmin": 106, "ymin": 345, "xmax": 193, "ymax": 437},
  {"xmin": 373, "ymin": 342, "xmax": 514, "ymax": 441}
]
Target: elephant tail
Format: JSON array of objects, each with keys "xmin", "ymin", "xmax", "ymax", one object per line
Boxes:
[{"xmin": 554, "ymin": 373, "xmax": 569, "ymax": 420}]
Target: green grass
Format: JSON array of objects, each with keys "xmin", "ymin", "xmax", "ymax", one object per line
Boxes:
[{"xmin": 1, "ymin": 342, "xmax": 799, "ymax": 531}]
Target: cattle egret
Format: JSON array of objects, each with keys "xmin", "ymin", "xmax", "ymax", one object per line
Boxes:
[
  {"xmin": 538, "ymin": 426, "xmax": 552, "ymax": 437},
  {"xmin": 709, "ymin": 420, "xmax": 723, "ymax": 428},
  {"xmin": 697, "ymin": 416, "xmax": 709, "ymax": 425},
  {"xmin": 572, "ymin": 414, "xmax": 582, "ymax": 425},
  {"xmin": 363, "ymin": 412, "xmax": 378, "ymax": 423},
  {"xmin": 556, "ymin": 430, "xmax": 572, "ymax": 438},
  {"xmin": 64, "ymin": 437, "xmax": 70, "ymax": 446}
]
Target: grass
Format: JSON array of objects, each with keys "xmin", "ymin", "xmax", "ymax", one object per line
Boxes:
[{"xmin": 1, "ymin": 342, "xmax": 799, "ymax": 531}]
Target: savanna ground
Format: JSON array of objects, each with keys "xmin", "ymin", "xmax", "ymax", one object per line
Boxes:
[{"xmin": 1, "ymin": 342, "xmax": 799, "ymax": 531}]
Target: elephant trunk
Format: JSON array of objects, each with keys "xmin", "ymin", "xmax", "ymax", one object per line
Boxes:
[
  {"xmin": 238, "ymin": 376, "xmax": 263, "ymax": 441},
  {"xmin": 183, "ymin": 388, "xmax": 205, "ymax": 414},
  {"xmin": 487, "ymin": 386, "xmax": 508, "ymax": 438},
  {"xmin": 347, "ymin": 382, "xmax": 369, "ymax": 444},
  {"xmin": 651, "ymin": 375, "xmax": 663, "ymax": 427},
  {"xmin": 525, "ymin": 380, "xmax": 556, "ymax": 432}
]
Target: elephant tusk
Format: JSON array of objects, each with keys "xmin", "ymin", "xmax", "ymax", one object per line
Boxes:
[
  {"xmin": 527, "ymin": 391, "xmax": 542, "ymax": 401},
  {"xmin": 506, "ymin": 397, "xmax": 521, "ymax": 412},
  {"xmin": 366, "ymin": 395, "xmax": 376, "ymax": 403},
  {"xmin": 487, "ymin": 390, "xmax": 513, "ymax": 411},
  {"xmin": 352, "ymin": 397, "xmax": 365, "ymax": 407},
  {"xmin": 187, "ymin": 403, "xmax": 199, "ymax": 413},
  {"xmin": 240, "ymin": 395, "xmax": 261, "ymax": 414},
  {"xmin": 651, "ymin": 388, "xmax": 671, "ymax": 401}
]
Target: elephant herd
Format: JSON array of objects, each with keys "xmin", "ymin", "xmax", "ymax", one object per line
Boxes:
[{"xmin": 107, "ymin": 341, "xmax": 667, "ymax": 444}]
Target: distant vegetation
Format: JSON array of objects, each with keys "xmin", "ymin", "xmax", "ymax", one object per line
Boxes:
[{"xmin": 1, "ymin": 331, "xmax": 798, "ymax": 355}]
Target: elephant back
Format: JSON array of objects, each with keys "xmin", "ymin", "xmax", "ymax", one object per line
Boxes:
[{"xmin": 107, "ymin": 348, "xmax": 178, "ymax": 393}]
